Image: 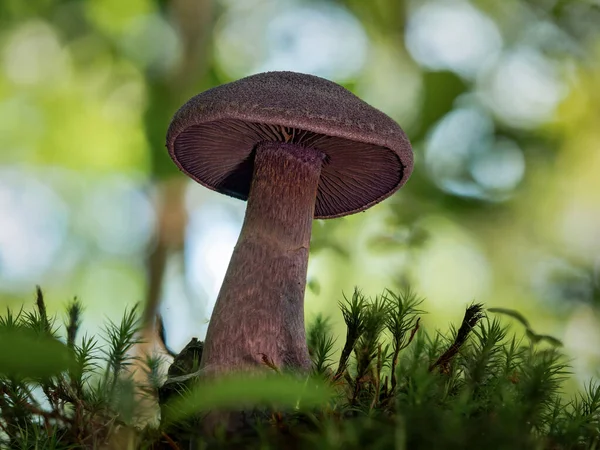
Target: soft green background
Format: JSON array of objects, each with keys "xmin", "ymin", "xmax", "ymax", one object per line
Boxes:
[{"xmin": 0, "ymin": 0, "xmax": 599, "ymax": 383}]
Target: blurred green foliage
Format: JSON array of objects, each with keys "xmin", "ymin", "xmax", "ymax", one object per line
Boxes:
[
  {"xmin": 162, "ymin": 375, "xmax": 334, "ymax": 423},
  {"xmin": 0, "ymin": 327, "xmax": 74, "ymax": 379}
]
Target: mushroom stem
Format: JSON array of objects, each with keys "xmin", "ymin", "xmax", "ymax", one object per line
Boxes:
[{"xmin": 200, "ymin": 141, "xmax": 325, "ymax": 376}]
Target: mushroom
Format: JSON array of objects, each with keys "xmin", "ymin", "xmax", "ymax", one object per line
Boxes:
[{"xmin": 166, "ymin": 71, "xmax": 413, "ymax": 376}]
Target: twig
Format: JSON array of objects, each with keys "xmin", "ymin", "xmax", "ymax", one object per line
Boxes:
[
  {"xmin": 156, "ymin": 313, "xmax": 178, "ymax": 358},
  {"xmin": 259, "ymin": 353, "xmax": 280, "ymax": 373},
  {"xmin": 161, "ymin": 431, "xmax": 181, "ymax": 450}
]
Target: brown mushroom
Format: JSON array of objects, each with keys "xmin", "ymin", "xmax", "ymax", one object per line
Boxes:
[{"xmin": 166, "ymin": 71, "xmax": 413, "ymax": 376}]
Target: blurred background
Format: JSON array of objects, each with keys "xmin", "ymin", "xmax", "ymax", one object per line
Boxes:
[{"xmin": 1, "ymin": 0, "xmax": 599, "ymax": 385}]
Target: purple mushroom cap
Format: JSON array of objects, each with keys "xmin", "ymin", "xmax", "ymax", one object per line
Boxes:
[{"xmin": 166, "ymin": 71, "xmax": 413, "ymax": 219}]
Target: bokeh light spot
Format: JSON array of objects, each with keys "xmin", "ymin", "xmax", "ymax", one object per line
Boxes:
[
  {"xmin": 0, "ymin": 168, "xmax": 68, "ymax": 290},
  {"xmin": 479, "ymin": 47, "xmax": 566, "ymax": 127},
  {"xmin": 186, "ymin": 202, "xmax": 242, "ymax": 307},
  {"xmin": 425, "ymin": 107, "xmax": 525, "ymax": 200},
  {"xmin": 80, "ymin": 177, "xmax": 155, "ymax": 256},
  {"xmin": 2, "ymin": 21, "xmax": 71, "ymax": 87},
  {"xmin": 215, "ymin": 0, "xmax": 367, "ymax": 80},
  {"xmin": 406, "ymin": 1, "xmax": 502, "ymax": 78}
]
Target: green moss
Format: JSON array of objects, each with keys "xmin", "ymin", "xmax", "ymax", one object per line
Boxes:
[{"xmin": 0, "ymin": 287, "xmax": 598, "ymax": 449}]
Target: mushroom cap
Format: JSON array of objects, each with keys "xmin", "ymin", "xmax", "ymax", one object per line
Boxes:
[{"xmin": 166, "ymin": 71, "xmax": 413, "ymax": 219}]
